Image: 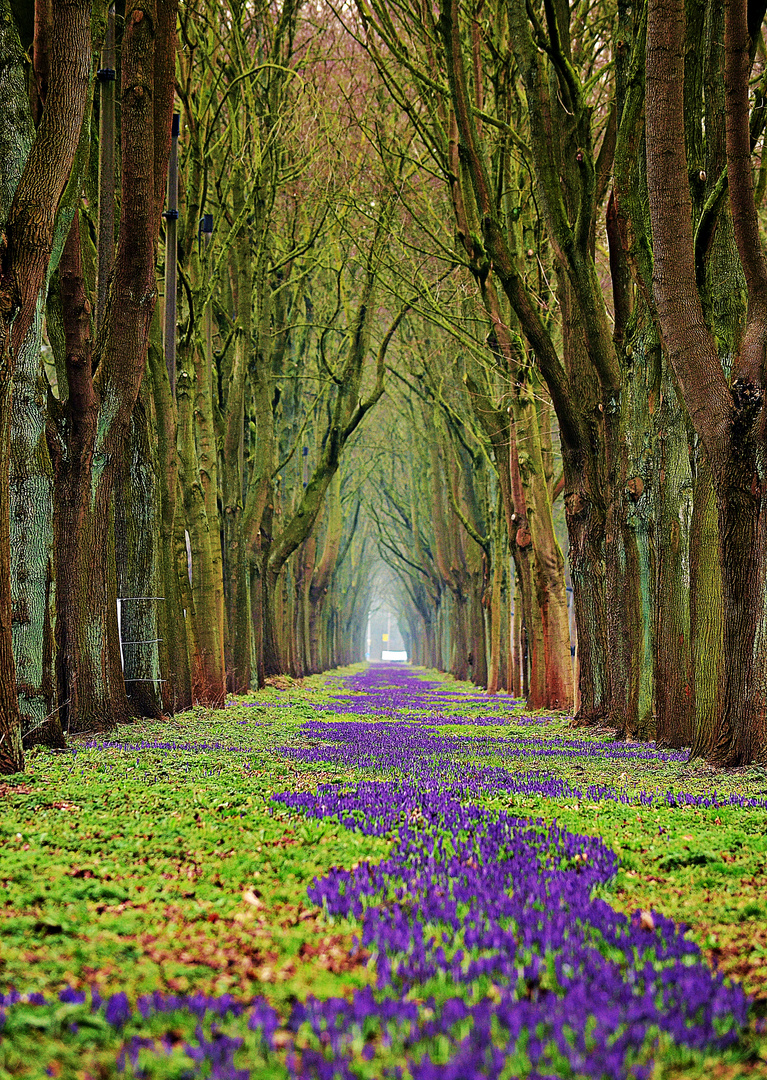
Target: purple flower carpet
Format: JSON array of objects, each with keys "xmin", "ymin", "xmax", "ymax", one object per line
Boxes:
[{"xmin": 0, "ymin": 664, "xmax": 760, "ymax": 1078}]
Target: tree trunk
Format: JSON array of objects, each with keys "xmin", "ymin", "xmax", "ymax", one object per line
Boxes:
[
  {"xmin": 0, "ymin": 361, "xmax": 22, "ymax": 771},
  {"xmin": 308, "ymin": 472, "xmax": 342, "ymax": 672},
  {"xmin": 565, "ymin": 475, "xmax": 610, "ymax": 723},
  {"xmin": 177, "ymin": 362, "xmax": 226, "ymax": 703},
  {"xmin": 222, "ymin": 166, "xmax": 251, "ymax": 692},
  {"xmin": 501, "ymin": 330, "xmax": 573, "ymax": 710},
  {"xmin": 57, "ymin": 0, "xmax": 178, "ymax": 733},
  {"xmin": 620, "ymin": 321, "xmax": 657, "ymax": 741},
  {"xmin": 53, "ymin": 213, "xmax": 105, "ymax": 734},
  {"xmin": 176, "ymin": 513, "xmax": 197, "ymax": 683},
  {"xmin": 468, "ymin": 581, "xmax": 487, "ymax": 687},
  {"xmin": 653, "ymin": 364, "xmax": 694, "ymax": 749},
  {"xmin": 147, "ymin": 317, "xmax": 192, "ymax": 712},
  {"xmin": 689, "ymin": 453, "xmax": 723, "ymax": 756},
  {"xmin": 0, "ymin": 0, "xmax": 28, "ymax": 770},
  {"xmin": 450, "ymin": 594, "xmax": 469, "ymax": 681},
  {"xmin": 115, "ymin": 386, "xmax": 163, "ymax": 719},
  {"xmin": 646, "ymin": 0, "xmax": 767, "ymax": 764},
  {"xmin": 11, "ymin": 290, "xmax": 59, "ymax": 745},
  {"xmin": 0, "ymin": 0, "xmax": 94, "ymax": 767},
  {"xmin": 486, "ymin": 515, "xmax": 505, "ymax": 694}
]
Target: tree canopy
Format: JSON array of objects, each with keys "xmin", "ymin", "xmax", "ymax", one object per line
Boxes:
[{"xmin": 2, "ymin": 0, "xmax": 767, "ymax": 771}]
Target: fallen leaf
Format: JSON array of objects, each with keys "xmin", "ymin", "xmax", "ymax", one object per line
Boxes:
[{"xmin": 639, "ymin": 910, "xmax": 655, "ymax": 931}]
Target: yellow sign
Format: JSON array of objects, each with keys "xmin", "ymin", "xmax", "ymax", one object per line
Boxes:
[{"xmin": 382, "ymin": 634, "xmax": 389, "ymax": 642}]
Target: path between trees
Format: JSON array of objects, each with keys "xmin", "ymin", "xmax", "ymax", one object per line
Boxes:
[{"xmin": 0, "ymin": 665, "xmax": 766, "ymax": 1078}]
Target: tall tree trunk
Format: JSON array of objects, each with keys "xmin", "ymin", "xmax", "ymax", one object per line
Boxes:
[
  {"xmin": 177, "ymin": 360, "xmax": 226, "ymax": 703},
  {"xmin": 54, "ymin": 214, "xmax": 101, "ymax": 733},
  {"xmin": 482, "ymin": 291, "xmax": 573, "ymax": 709},
  {"xmin": 115, "ymin": 387, "xmax": 163, "ymax": 719},
  {"xmin": 646, "ymin": 0, "xmax": 767, "ymax": 764},
  {"xmin": 0, "ymin": 360, "xmax": 21, "ymax": 769},
  {"xmin": 147, "ymin": 316, "xmax": 191, "ymax": 712},
  {"xmin": 0, "ymin": 0, "xmax": 95, "ymax": 767},
  {"xmin": 308, "ymin": 472, "xmax": 342, "ymax": 672},
  {"xmin": 512, "ymin": 387, "xmax": 573, "ymax": 710},
  {"xmin": 653, "ymin": 364, "xmax": 694, "ymax": 748},
  {"xmin": 222, "ymin": 166, "xmax": 251, "ymax": 692},
  {"xmin": 486, "ymin": 511, "xmax": 506, "ymax": 695},
  {"xmin": 689, "ymin": 453, "xmax": 723, "ymax": 755},
  {"xmin": 468, "ymin": 580, "xmax": 488, "ymax": 687},
  {"xmin": 0, "ymin": 0, "xmax": 26, "ymax": 768},
  {"xmin": 11, "ymin": 289, "xmax": 59, "ymax": 745},
  {"xmin": 173, "ymin": 102, "xmax": 226, "ymax": 702},
  {"xmin": 61, "ymin": 0, "xmax": 176, "ymax": 731}
]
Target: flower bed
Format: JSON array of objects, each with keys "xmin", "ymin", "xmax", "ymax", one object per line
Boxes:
[{"xmin": 0, "ymin": 665, "xmax": 758, "ymax": 1078}]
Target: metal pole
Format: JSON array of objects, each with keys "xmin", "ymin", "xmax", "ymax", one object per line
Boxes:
[
  {"xmin": 96, "ymin": 4, "xmax": 116, "ymax": 332},
  {"xmin": 164, "ymin": 112, "xmax": 180, "ymax": 398}
]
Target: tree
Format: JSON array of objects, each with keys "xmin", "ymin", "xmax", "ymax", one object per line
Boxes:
[
  {"xmin": 645, "ymin": 0, "xmax": 767, "ymax": 764},
  {"xmin": 0, "ymin": 0, "xmax": 97, "ymax": 771},
  {"xmin": 53, "ymin": 0, "xmax": 178, "ymax": 734}
]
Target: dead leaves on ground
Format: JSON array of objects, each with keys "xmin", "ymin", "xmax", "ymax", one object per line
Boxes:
[
  {"xmin": 0, "ymin": 783, "xmax": 33, "ymax": 799},
  {"xmin": 124, "ymin": 899, "xmax": 371, "ymax": 994},
  {"xmin": 702, "ymin": 923, "xmax": 767, "ymax": 1000},
  {"xmin": 614, "ymin": 868, "xmax": 767, "ymax": 1005},
  {"xmin": 298, "ymin": 936, "xmax": 369, "ymax": 974}
]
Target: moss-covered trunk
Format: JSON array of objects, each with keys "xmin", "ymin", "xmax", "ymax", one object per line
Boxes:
[
  {"xmin": 689, "ymin": 454, "xmax": 722, "ymax": 756},
  {"xmin": 0, "ymin": 362, "xmax": 21, "ymax": 768},
  {"xmin": 0, "ymin": 0, "xmax": 96, "ymax": 763},
  {"xmin": 308, "ymin": 472, "xmax": 342, "ymax": 672},
  {"xmin": 11, "ymin": 292, "xmax": 59, "ymax": 744},
  {"xmin": 147, "ymin": 319, "xmax": 192, "ymax": 712},
  {"xmin": 115, "ymin": 386, "xmax": 163, "ymax": 719},
  {"xmin": 646, "ymin": 0, "xmax": 767, "ymax": 764},
  {"xmin": 222, "ymin": 166, "xmax": 251, "ymax": 692},
  {"xmin": 177, "ymin": 358, "xmax": 226, "ymax": 703},
  {"xmin": 652, "ymin": 364, "xmax": 694, "ymax": 748},
  {"xmin": 512, "ymin": 383, "xmax": 573, "ymax": 711},
  {"xmin": 486, "ymin": 510, "xmax": 506, "ymax": 695}
]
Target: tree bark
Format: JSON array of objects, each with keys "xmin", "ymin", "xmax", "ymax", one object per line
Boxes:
[
  {"xmin": 115, "ymin": 386, "xmax": 164, "ymax": 719},
  {"xmin": 222, "ymin": 165, "xmax": 251, "ymax": 692},
  {"xmin": 0, "ymin": 0, "xmax": 96, "ymax": 760},
  {"xmin": 146, "ymin": 324, "xmax": 192, "ymax": 712},
  {"xmin": 646, "ymin": 0, "xmax": 767, "ymax": 764},
  {"xmin": 177, "ymin": 361, "xmax": 226, "ymax": 703},
  {"xmin": 56, "ymin": 0, "xmax": 178, "ymax": 732},
  {"xmin": 308, "ymin": 472, "xmax": 342, "ymax": 672}
]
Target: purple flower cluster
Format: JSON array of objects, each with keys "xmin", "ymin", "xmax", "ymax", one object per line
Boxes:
[
  {"xmin": 281, "ymin": 666, "xmax": 767, "ymax": 811},
  {"xmin": 313, "ymin": 669, "xmax": 526, "ymax": 726},
  {"xmin": 289, "ymin": 718, "xmax": 688, "ymax": 767},
  {"xmin": 0, "ymin": 985, "xmax": 281, "ymax": 1080},
  {"xmin": 273, "ymin": 779, "xmax": 745, "ymax": 1077},
  {"xmin": 270, "ymin": 665, "xmax": 750, "ymax": 1077}
]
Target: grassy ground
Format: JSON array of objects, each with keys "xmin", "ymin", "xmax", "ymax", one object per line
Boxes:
[{"xmin": 0, "ymin": 665, "xmax": 766, "ymax": 1078}]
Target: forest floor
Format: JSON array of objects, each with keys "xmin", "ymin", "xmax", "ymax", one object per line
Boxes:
[{"xmin": 1, "ymin": 664, "xmax": 767, "ymax": 1079}]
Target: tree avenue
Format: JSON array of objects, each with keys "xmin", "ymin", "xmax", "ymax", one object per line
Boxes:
[{"xmin": 1, "ymin": 0, "xmax": 767, "ymax": 772}]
